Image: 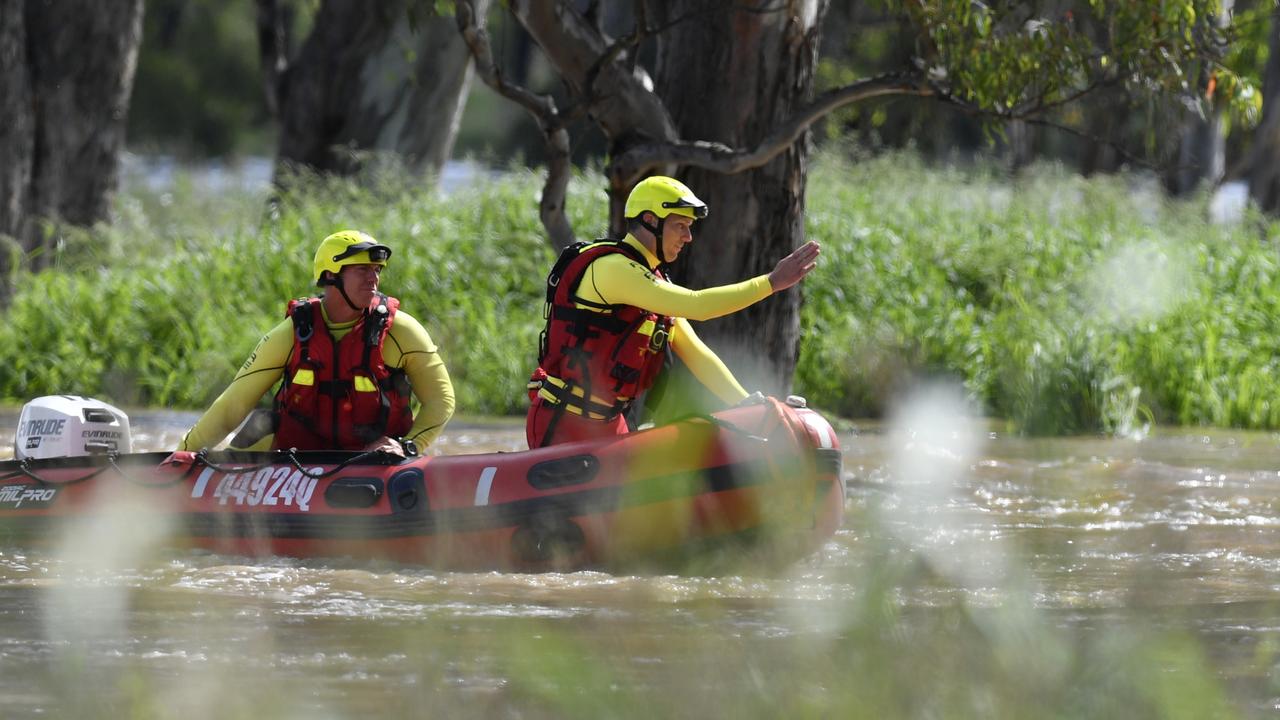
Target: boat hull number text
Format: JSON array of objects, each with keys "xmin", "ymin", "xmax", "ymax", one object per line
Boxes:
[{"xmin": 190, "ymin": 466, "xmax": 320, "ymax": 512}]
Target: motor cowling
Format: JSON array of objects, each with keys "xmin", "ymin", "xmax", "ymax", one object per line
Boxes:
[{"xmin": 15, "ymin": 395, "xmax": 132, "ymax": 460}]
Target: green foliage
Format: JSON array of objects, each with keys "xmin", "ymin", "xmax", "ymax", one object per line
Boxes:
[
  {"xmin": 896, "ymin": 0, "xmax": 1259, "ymax": 138},
  {"xmin": 814, "ymin": 0, "xmax": 1264, "ymax": 183},
  {"xmin": 6, "ymin": 153, "xmax": 1280, "ymax": 435},
  {"xmin": 0, "ymin": 165, "xmax": 605, "ymax": 416},
  {"xmin": 797, "ymin": 148, "xmax": 1280, "ymax": 434},
  {"xmin": 1218, "ymin": 2, "xmax": 1270, "ymax": 132},
  {"xmin": 909, "ymin": 0, "xmax": 1090, "ymax": 110}
]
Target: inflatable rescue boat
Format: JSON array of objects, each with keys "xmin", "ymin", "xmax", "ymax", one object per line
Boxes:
[{"xmin": 0, "ymin": 395, "xmax": 844, "ymax": 571}]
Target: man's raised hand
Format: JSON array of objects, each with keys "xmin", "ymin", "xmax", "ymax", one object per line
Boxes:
[{"xmin": 768, "ymin": 241, "xmax": 821, "ymax": 292}]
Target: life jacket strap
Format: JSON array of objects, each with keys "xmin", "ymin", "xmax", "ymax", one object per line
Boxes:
[
  {"xmin": 316, "ymin": 379, "xmax": 354, "ymax": 397},
  {"xmin": 290, "ymin": 298, "xmax": 319, "ymax": 366},
  {"xmin": 280, "ymin": 407, "xmax": 333, "ymax": 446},
  {"xmin": 360, "ymin": 294, "xmax": 395, "ymax": 440},
  {"xmin": 533, "ymin": 375, "xmax": 631, "ymax": 420},
  {"xmin": 550, "ymin": 304, "xmax": 630, "ymax": 333}
]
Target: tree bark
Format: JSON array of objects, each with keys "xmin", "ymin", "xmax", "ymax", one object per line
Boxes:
[
  {"xmin": 1249, "ymin": 11, "xmax": 1280, "ymax": 212},
  {"xmin": 1078, "ymin": 90, "xmax": 1122, "ymax": 177},
  {"xmin": 273, "ymin": 0, "xmax": 487, "ymax": 179},
  {"xmin": 653, "ymin": 0, "xmax": 829, "ymax": 396},
  {"xmin": 461, "ymin": 0, "xmax": 926, "ymax": 255},
  {"xmin": 256, "ymin": 0, "xmax": 291, "ymax": 119},
  {"xmin": 0, "ymin": 0, "xmax": 144, "ymax": 300},
  {"xmin": 0, "ymin": 3, "xmax": 33, "ymax": 252},
  {"xmin": 1165, "ymin": 106, "xmax": 1224, "ymax": 196},
  {"xmin": 1163, "ymin": 0, "xmax": 1232, "ymax": 197},
  {"xmin": 507, "ymin": 0, "xmax": 677, "ymax": 150},
  {"xmin": 504, "ymin": 0, "xmax": 681, "ymax": 233},
  {"xmin": 455, "ymin": 1, "xmax": 577, "ymax": 250}
]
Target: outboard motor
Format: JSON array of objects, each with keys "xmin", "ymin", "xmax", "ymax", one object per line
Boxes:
[{"xmin": 15, "ymin": 395, "xmax": 132, "ymax": 460}]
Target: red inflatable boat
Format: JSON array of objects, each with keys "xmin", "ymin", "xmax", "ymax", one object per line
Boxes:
[{"xmin": 0, "ymin": 396, "xmax": 844, "ymax": 572}]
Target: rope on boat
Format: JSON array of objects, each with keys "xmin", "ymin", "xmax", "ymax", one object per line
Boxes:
[
  {"xmin": 662, "ymin": 412, "xmax": 770, "ymax": 444},
  {"xmin": 282, "ymin": 448, "xmax": 388, "ymax": 479},
  {"xmin": 195, "ymin": 447, "xmax": 389, "ymax": 480},
  {"xmin": 1, "ymin": 447, "xmax": 401, "ymax": 490},
  {"xmin": 709, "ymin": 416, "xmax": 770, "ymax": 443},
  {"xmin": 5, "ymin": 454, "xmax": 124, "ymax": 486}
]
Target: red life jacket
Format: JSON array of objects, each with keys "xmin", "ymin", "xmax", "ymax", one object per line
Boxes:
[
  {"xmin": 532, "ymin": 240, "xmax": 673, "ymax": 419},
  {"xmin": 272, "ymin": 294, "xmax": 414, "ymax": 451}
]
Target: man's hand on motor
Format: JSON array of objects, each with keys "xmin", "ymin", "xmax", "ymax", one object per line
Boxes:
[{"xmin": 767, "ymin": 241, "xmax": 821, "ymax": 292}]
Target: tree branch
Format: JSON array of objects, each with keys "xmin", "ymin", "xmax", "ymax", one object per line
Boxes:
[
  {"xmin": 510, "ymin": 1, "xmax": 676, "ymax": 144},
  {"xmin": 609, "ymin": 73, "xmax": 936, "ymax": 183},
  {"xmin": 1020, "ymin": 116, "xmax": 1160, "ymax": 171},
  {"xmin": 587, "ymin": 0, "xmax": 784, "ymax": 89},
  {"xmin": 931, "ymin": 74, "xmax": 1164, "ymax": 171},
  {"xmin": 455, "ymin": 0, "xmax": 575, "ymax": 250}
]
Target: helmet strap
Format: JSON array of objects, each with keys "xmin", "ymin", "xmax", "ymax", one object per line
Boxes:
[
  {"xmin": 323, "ymin": 270, "xmax": 366, "ymax": 313},
  {"xmin": 637, "ymin": 213, "xmax": 668, "ymax": 266},
  {"xmin": 655, "ymin": 216, "xmax": 669, "ymax": 265},
  {"xmin": 335, "ymin": 283, "xmax": 364, "ymax": 313}
]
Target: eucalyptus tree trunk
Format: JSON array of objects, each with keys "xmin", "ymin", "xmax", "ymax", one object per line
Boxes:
[
  {"xmin": 0, "ymin": 4, "xmax": 33, "ymax": 268},
  {"xmin": 1165, "ymin": 106, "xmax": 1225, "ymax": 196},
  {"xmin": 0, "ymin": 0, "xmax": 144, "ymax": 301},
  {"xmin": 654, "ymin": 0, "xmax": 829, "ymax": 396},
  {"xmin": 1249, "ymin": 12, "xmax": 1280, "ymax": 213},
  {"xmin": 1078, "ymin": 90, "xmax": 1123, "ymax": 177},
  {"xmin": 1069, "ymin": 5, "xmax": 1124, "ymax": 177},
  {"xmin": 1163, "ymin": 0, "xmax": 1232, "ymax": 197},
  {"xmin": 269, "ymin": 0, "xmax": 487, "ymax": 179}
]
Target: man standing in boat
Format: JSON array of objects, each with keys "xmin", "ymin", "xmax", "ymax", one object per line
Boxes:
[
  {"xmin": 179, "ymin": 230, "xmax": 455, "ymax": 456},
  {"xmin": 527, "ymin": 175, "xmax": 819, "ymax": 448}
]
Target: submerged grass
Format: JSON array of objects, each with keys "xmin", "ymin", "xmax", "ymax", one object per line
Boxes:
[{"xmin": 3, "ymin": 150, "xmax": 1280, "ymax": 433}]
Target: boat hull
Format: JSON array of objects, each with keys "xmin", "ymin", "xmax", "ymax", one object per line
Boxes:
[{"xmin": 0, "ymin": 399, "xmax": 844, "ymax": 572}]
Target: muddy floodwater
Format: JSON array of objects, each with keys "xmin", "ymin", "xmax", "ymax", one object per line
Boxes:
[{"xmin": 1, "ymin": 405, "xmax": 1279, "ymax": 718}]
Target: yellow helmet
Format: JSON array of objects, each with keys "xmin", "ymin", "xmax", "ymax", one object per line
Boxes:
[
  {"xmin": 624, "ymin": 176, "xmax": 708, "ymax": 221},
  {"xmin": 312, "ymin": 230, "xmax": 391, "ymax": 286}
]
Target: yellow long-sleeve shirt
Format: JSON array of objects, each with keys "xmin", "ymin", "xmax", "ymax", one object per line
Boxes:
[
  {"xmin": 570, "ymin": 236, "xmax": 772, "ymax": 404},
  {"xmin": 179, "ymin": 305, "xmax": 454, "ymax": 451}
]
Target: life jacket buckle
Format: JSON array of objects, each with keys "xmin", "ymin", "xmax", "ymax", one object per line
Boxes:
[{"xmin": 648, "ymin": 328, "xmax": 668, "ymax": 352}]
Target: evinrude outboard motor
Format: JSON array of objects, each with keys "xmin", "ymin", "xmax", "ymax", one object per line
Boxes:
[{"xmin": 15, "ymin": 395, "xmax": 132, "ymax": 460}]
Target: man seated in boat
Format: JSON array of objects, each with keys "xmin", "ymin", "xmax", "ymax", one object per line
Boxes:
[
  {"xmin": 526, "ymin": 175, "xmax": 819, "ymax": 448},
  {"xmin": 179, "ymin": 230, "xmax": 455, "ymax": 456}
]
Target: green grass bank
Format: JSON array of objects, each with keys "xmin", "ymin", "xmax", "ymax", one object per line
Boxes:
[{"xmin": 3, "ymin": 151, "xmax": 1278, "ymax": 435}]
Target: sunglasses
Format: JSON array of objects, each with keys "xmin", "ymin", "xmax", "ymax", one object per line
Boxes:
[
  {"xmin": 662, "ymin": 199, "xmax": 708, "ymax": 218},
  {"xmin": 332, "ymin": 241, "xmax": 392, "ymax": 263}
]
